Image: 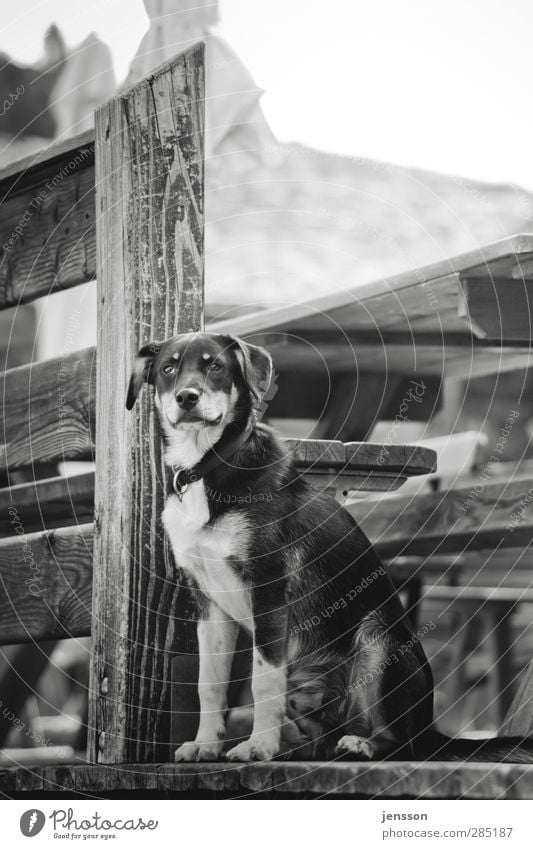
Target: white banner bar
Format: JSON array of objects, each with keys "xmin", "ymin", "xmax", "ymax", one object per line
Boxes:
[{"xmin": 1, "ymin": 799, "xmax": 531, "ymax": 848}]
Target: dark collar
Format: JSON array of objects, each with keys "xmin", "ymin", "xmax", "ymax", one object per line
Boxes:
[{"xmin": 168, "ymin": 420, "xmax": 254, "ymax": 499}]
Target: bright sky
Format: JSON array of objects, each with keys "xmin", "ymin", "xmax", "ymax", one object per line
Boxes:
[{"xmin": 2, "ymin": 0, "xmax": 533, "ymax": 189}]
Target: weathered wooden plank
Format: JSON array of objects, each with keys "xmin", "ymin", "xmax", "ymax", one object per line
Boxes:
[
  {"xmin": 0, "ymin": 134, "xmax": 95, "ymax": 309},
  {"xmin": 349, "ymin": 475, "xmax": 533, "ymax": 556},
  {"xmin": 1, "ymin": 760, "xmax": 533, "ymax": 798},
  {"xmin": 0, "ymin": 524, "xmax": 93, "ymax": 644},
  {"xmin": 88, "ymin": 44, "xmax": 206, "ymax": 765},
  {"xmin": 0, "ymin": 349, "xmax": 95, "ymax": 473},
  {"xmin": 287, "ymin": 438, "xmax": 346, "ymax": 466},
  {"xmin": 0, "ymin": 472, "xmax": 94, "ymax": 534},
  {"xmin": 0, "ymin": 130, "xmax": 94, "ymax": 194},
  {"xmin": 344, "ymin": 441, "xmax": 437, "ymax": 475},
  {"xmin": 425, "ymin": 585, "xmax": 533, "ymax": 604}
]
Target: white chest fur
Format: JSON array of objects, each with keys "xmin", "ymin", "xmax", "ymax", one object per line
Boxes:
[{"xmin": 162, "ymin": 482, "xmax": 253, "ymax": 629}]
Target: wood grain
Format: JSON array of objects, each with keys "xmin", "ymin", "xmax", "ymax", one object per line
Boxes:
[
  {"xmin": 0, "ymin": 472, "xmax": 94, "ymax": 534},
  {"xmin": 0, "ymin": 348, "xmax": 96, "ymax": 473},
  {"xmin": 2, "ymin": 760, "xmax": 533, "ymax": 798},
  {"xmin": 0, "ymin": 524, "xmax": 93, "ymax": 644},
  {"xmin": 0, "ymin": 130, "xmax": 94, "ymax": 193},
  {"xmin": 349, "ymin": 475, "xmax": 533, "ymax": 556},
  {"xmin": 88, "ymin": 43, "xmax": 205, "ymax": 764},
  {"xmin": 287, "ymin": 438, "xmax": 346, "ymax": 466},
  {"xmin": 0, "ymin": 136, "xmax": 95, "ymax": 309},
  {"xmin": 344, "ymin": 441, "xmax": 437, "ymax": 475}
]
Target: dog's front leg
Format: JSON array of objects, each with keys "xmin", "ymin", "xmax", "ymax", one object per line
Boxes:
[
  {"xmin": 175, "ymin": 600, "xmax": 239, "ymax": 762},
  {"xmin": 226, "ymin": 581, "xmax": 288, "ymax": 762}
]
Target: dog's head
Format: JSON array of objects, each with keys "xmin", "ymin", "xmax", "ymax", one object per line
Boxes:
[{"xmin": 126, "ymin": 332, "xmax": 272, "ymax": 431}]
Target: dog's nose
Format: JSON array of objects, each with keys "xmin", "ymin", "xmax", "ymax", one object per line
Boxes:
[{"xmin": 176, "ymin": 387, "xmax": 200, "ymax": 410}]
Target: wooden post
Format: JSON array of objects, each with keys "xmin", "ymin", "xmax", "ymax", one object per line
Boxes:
[{"xmin": 88, "ymin": 44, "xmax": 205, "ymax": 764}]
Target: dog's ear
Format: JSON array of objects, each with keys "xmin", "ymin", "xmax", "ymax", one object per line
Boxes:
[
  {"xmin": 126, "ymin": 342, "xmax": 161, "ymax": 410},
  {"xmin": 227, "ymin": 336, "xmax": 273, "ymax": 403}
]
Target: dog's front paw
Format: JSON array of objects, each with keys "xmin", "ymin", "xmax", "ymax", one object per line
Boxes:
[
  {"xmin": 225, "ymin": 734, "xmax": 280, "ymax": 762},
  {"xmin": 174, "ymin": 740, "xmax": 224, "ymax": 762},
  {"xmin": 335, "ymin": 735, "xmax": 374, "ymax": 760}
]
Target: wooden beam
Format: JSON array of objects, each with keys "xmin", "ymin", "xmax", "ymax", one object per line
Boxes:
[
  {"xmin": 0, "ymin": 348, "xmax": 95, "ymax": 474},
  {"xmin": 0, "ymin": 472, "xmax": 94, "ymax": 534},
  {"xmin": 0, "ymin": 133, "xmax": 95, "ymax": 309},
  {"xmin": 349, "ymin": 475, "xmax": 533, "ymax": 557},
  {"xmin": 344, "ymin": 441, "xmax": 436, "ymax": 475},
  {"xmin": 0, "ymin": 130, "xmax": 94, "ymax": 195},
  {"xmin": 459, "ymin": 276, "xmax": 533, "ymax": 342},
  {"xmin": 286, "ymin": 438, "xmax": 346, "ymax": 466},
  {"xmin": 88, "ymin": 44, "xmax": 206, "ymax": 765},
  {"xmin": 0, "ymin": 524, "xmax": 93, "ymax": 645}
]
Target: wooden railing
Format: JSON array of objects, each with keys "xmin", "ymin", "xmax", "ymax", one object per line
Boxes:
[{"xmin": 0, "ymin": 44, "xmax": 206, "ymax": 765}]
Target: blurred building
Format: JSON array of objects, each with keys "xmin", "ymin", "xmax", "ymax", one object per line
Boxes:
[{"xmin": 1, "ymin": 1, "xmax": 533, "ymax": 381}]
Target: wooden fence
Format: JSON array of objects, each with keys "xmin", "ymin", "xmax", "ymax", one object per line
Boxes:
[{"xmin": 0, "ymin": 43, "xmax": 206, "ymax": 765}]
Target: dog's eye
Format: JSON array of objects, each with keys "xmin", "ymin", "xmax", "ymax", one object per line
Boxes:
[
  {"xmin": 162, "ymin": 364, "xmax": 174, "ymax": 375},
  {"xmin": 210, "ymin": 361, "xmax": 223, "ymax": 372}
]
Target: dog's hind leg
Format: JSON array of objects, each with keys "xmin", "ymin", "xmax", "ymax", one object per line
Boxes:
[
  {"xmin": 335, "ymin": 612, "xmax": 428, "ymax": 761},
  {"xmin": 175, "ymin": 600, "xmax": 239, "ymax": 762}
]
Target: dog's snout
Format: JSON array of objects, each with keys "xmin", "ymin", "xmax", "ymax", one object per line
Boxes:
[{"xmin": 176, "ymin": 387, "xmax": 200, "ymax": 410}]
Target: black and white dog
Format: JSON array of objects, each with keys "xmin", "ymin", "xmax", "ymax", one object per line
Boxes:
[{"xmin": 127, "ymin": 332, "xmax": 533, "ymax": 763}]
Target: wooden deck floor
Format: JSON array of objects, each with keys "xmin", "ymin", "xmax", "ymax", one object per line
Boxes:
[{"xmin": 2, "ymin": 760, "xmax": 533, "ymax": 799}]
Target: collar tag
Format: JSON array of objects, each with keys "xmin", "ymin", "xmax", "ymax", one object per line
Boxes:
[{"xmin": 172, "ymin": 470, "xmax": 189, "ymax": 501}]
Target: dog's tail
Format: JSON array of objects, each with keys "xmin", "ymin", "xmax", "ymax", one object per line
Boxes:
[{"xmin": 416, "ymin": 728, "xmax": 533, "ymax": 763}]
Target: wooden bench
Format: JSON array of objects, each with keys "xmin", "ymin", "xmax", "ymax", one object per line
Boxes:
[{"xmin": 349, "ymin": 473, "xmax": 533, "ymax": 727}]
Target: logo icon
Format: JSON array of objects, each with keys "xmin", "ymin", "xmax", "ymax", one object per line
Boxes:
[{"xmin": 20, "ymin": 810, "xmax": 45, "ymax": 837}]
